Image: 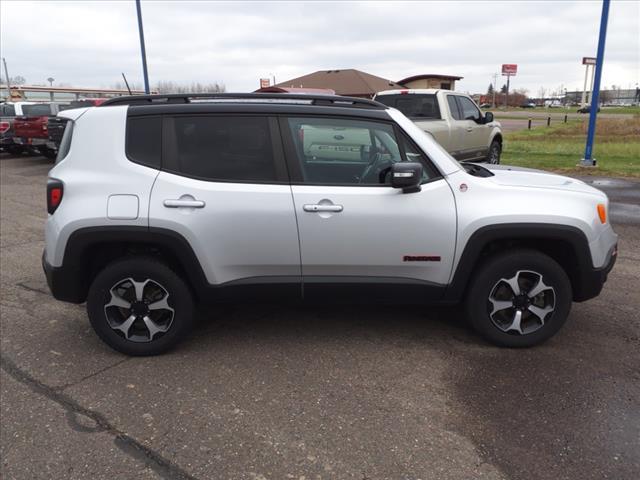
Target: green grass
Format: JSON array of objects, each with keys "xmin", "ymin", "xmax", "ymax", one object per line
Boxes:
[{"xmin": 501, "ymin": 117, "xmax": 640, "ymax": 177}]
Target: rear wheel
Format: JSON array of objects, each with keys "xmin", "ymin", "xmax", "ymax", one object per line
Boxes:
[
  {"xmin": 87, "ymin": 257, "xmax": 194, "ymax": 355},
  {"xmin": 486, "ymin": 139, "xmax": 501, "ymax": 164},
  {"xmin": 465, "ymin": 250, "xmax": 572, "ymax": 347},
  {"xmin": 6, "ymin": 145, "xmax": 24, "ymax": 156}
]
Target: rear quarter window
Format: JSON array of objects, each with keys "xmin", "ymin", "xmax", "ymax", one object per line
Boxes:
[
  {"xmin": 126, "ymin": 116, "xmax": 162, "ymax": 169},
  {"xmin": 56, "ymin": 121, "xmax": 74, "ymax": 164}
]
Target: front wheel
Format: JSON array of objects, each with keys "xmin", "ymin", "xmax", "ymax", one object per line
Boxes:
[
  {"xmin": 485, "ymin": 139, "xmax": 501, "ymax": 164},
  {"xmin": 465, "ymin": 250, "xmax": 572, "ymax": 347},
  {"xmin": 87, "ymin": 257, "xmax": 194, "ymax": 355}
]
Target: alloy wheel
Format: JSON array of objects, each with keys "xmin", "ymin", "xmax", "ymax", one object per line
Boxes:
[
  {"xmin": 104, "ymin": 278, "xmax": 175, "ymax": 342},
  {"xmin": 488, "ymin": 143, "xmax": 501, "ymax": 164},
  {"xmin": 487, "ymin": 270, "xmax": 555, "ymax": 335}
]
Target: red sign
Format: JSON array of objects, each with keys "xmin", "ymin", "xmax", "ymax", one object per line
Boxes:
[
  {"xmin": 259, "ymin": 78, "xmax": 270, "ymax": 88},
  {"xmin": 502, "ymin": 64, "xmax": 518, "ymax": 75},
  {"xmin": 582, "ymin": 57, "xmax": 597, "ymax": 65}
]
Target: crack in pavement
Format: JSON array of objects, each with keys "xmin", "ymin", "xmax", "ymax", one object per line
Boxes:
[
  {"xmin": 15, "ymin": 282, "xmax": 50, "ymax": 296},
  {"xmin": 0, "ymin": 354, "xmax": 200, "ymax": 480},
  {"xmin": 55, "ymin": 358, "xmax": 132, "ymax": 392}
]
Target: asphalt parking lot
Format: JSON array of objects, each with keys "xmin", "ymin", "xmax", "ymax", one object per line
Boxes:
[{"xmin": 1, "ymin": 153, "xmax": 638, "ymax": 480}]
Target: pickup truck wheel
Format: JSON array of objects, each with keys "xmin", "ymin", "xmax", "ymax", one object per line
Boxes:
[
  {"xmin": 486, "ymin": 140, "xmax": 501, "ymax": 164},
  {"xmin": 87, "ymin": 257, "xmax": 194, "ymax": 356},
  {"xmin": 6, "ymin": 145, "xmax": 24, "ymax": 156},
  {"xmin": 38, "ymin": 147, "xmax": 57, "ymax": 160},
  {"xmin": 465, "ymin": 250, "xmax": 572, "ymax": 347}
]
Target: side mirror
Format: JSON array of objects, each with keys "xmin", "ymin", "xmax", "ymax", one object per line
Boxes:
[
  {"xmin": 391, "ymin": 162, "xmax": 423, "ymax": 193},
  {"xmin": 484, "ymin": 112, "xmax": 494, "ymax": 124}
]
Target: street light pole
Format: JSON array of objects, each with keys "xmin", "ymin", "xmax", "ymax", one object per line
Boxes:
[
  {"xmin": 580, "ymin": 0, "xmax": 610, "ymax": 167},
  {"xmin": 135, "ymin": 0, "xmax": 150, "ymax": 94}
]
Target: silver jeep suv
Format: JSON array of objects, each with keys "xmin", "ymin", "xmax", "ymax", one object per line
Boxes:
[{"xmin": 43, "ymin": 93, "xmax": 618, "ymax": 355}]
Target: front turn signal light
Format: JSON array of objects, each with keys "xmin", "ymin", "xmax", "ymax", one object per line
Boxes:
[{"xmin": 597, "ymin": 204, "xmax": 606, "ymax": 224}]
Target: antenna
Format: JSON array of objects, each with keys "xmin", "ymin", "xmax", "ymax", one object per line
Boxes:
[{"xmin": 121, "ymin": 73, "xmax": 132, "ymax": 95}]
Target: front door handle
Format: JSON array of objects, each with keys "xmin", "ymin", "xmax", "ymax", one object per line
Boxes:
[
  {"xmin": 303, "ymin": 204, "xmax": 343, "ymax": 213},
  {"xmin": 163, "ymin": 199, "xmax": 206, "ymax": 208},
  {"xmin": 466, "ymin": 127, "xmax": 474, "ymax": 132}
]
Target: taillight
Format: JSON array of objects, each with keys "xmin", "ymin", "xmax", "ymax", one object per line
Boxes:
[
  {"xmin": 47, "ymin": 179, "xmax": 64, "ymax": 214},
  {"xmin": 0, "ymin": 121, "xmax": 9, "ymax": 134}
]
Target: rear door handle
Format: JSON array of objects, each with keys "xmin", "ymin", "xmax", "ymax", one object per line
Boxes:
[
  {"xmin": 466, "ymin": 127, "xmax": 473, "ymax": 132},
  {"xmin": 303, "ymin": 204, "xmax": 343, "ymax": 213},
  {"xmin": 163, "ymin": 199, "xmax": 206, "ymax": 208}
]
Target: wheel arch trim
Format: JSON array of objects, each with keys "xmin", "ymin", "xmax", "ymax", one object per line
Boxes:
[{"xmin": 444, "ymin": 223, "xmax": 601, "ymax": 303}]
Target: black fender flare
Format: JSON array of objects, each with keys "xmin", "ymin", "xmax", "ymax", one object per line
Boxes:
[{"xmin": 443, "ymin": 223, "xmax": 601, "ymax": 303}]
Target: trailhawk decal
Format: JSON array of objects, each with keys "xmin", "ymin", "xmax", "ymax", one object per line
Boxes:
[{"xmin": 403, "ymin": 255, "xmax": 441, "ymax": 262}]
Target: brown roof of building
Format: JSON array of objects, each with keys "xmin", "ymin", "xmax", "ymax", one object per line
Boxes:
[
  {"xmin": 254, "ymin": 86, "xmax": 336, "ymax": 95},
  {"xmin": 273, "ymin": 69, "xmax": 403, "ymax": 97},
  {"xmin": 397, "ymin": 74, "xmax": 463, "ymax": 84}
]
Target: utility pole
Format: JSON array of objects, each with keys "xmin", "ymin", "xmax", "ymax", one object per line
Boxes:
[
  {"xmin": 2, "ymin": 58, "xmax": 11, "ymax": 101},
  {"xmin": 580, "ymin": 0, "xmax": 610, "ymax": 167},
  {"xmin": 504, "ymin": 75, "xmax": 510, "ymax": 109},
  {"xmin": 135, "ymin": 0, "xmax": 150, "ymax": 94},
  {"xmin": 581, "ymin": 65, "xmax": 590, "ymax": 107},
  {"xmin": 492, "ymin": 72, "xmax": 498, "ymax": 108}
]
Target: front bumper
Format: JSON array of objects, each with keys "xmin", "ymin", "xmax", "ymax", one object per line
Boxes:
[{"xmin": 575, "ymin": 243, "xmax": 617, "ymax": 302}]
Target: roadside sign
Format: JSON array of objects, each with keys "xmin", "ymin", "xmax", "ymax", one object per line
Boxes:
[
  {"xmin": 259, "ymin": 78, "xmax": 270, "ymax": 88},
  {"xmin": 502, "ymin": 64, "xmax": 517, "ymax": 75},
  {"xmin": 582, "ymin": 57, "xmax": 597, "ymax": 65}
]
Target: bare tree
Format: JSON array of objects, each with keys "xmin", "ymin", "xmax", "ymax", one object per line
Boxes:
[
  {"xmin": 9, "ymin": 75, "xmax": 26, "ymax": 85},
  {"xmin": 155, "ymin": 80, "xmax": 226, "ymax": 94},
  {"xmin": 537, "ymin": 86, "xmax": 546, "ymax": 102}
]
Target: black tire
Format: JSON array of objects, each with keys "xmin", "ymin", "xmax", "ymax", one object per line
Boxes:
[
  {"xmin": 465, "ymin": 249, "xmax": 572, "ymax": 347},
  {"xmin": 6, "ymin": 145, "xmax": 24, "ymax": 156},
  {"xmin": 39, "ymin": 147, "xmax": 57, "ymax": 160},
  {"xmin": 87, "ymin": 256, "xmax": 194, "ymax": 356},
  {"xmin": 485, "ymin": 139, "xmax": 501, "ymax": 164}
]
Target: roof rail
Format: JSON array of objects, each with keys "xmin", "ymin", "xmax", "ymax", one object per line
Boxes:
[{"xmin": 99, "ymin": 92, "xmax": 387, "ymax": 109}]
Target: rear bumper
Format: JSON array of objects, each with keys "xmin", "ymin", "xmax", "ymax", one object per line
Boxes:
[
  {"xmin": 42, "ymin": 250, "xmax": 86, "ymax": 304},
  {"xmin": 14, "ymin": 137, "xmax": 47, "ymax": 146},
  {"xmin": 575, "ymin": 243, "xmax": 617, "ymax": 302}
]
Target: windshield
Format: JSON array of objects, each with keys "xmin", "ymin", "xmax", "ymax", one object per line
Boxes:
[
  {"xmin": 376, "ymin": 94, "xmax": 441, "ymax": 119},
  {"xmin": 21, "ymin": 104, "xmax": 52, "ymax": 116}
]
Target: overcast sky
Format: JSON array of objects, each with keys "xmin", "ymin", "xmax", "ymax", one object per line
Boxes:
[{"xmin": 1, "ymin": 0, "xmax": 638, "ymax": 95}]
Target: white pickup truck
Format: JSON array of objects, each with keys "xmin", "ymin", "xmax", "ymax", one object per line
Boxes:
[{"xmin": 375, "ymin": 89, "xmax": 503, "ymax": 164}]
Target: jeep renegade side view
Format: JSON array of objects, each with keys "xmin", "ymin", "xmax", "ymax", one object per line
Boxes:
[{"xmin": 43, "ymin": 93, "xmax": 618, "ymax": 355}]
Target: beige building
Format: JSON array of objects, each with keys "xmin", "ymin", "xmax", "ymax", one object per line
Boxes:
[{"xmin": 397, "ymin": 74, "xmax": 463, "ymax": 91}]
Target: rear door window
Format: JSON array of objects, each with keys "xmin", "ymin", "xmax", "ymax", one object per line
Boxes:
[{"xmin": 164, "ymin": 115, "xmax": 278, "ymax": 183}]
